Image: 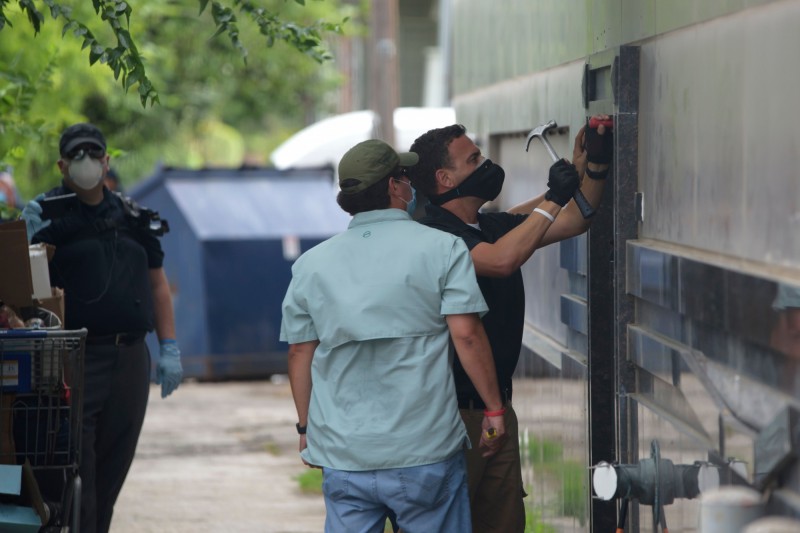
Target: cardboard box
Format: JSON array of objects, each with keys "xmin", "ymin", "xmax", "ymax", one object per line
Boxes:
[
  {"xmin": 34, "ymin": 287, "xmax": 64, "ymax": 327},
  {"xmin": 0, "ymin": 221, "xmax": 34, "ymax": 308},
  {"xmin": 0, "ymin": 462, "xmax": 46, "ymax": 532},
  {"xmin": 0, "ymin": 221, "xmax": 64, "ymax": 327}
]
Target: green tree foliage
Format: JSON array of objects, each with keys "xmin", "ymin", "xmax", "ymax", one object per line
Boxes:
[
  {"xmin": 0, "ymin": 0, "xmax": 355, "ymax": 200},
  {"xmin": 0, "ymin": 0, "xmax": 345, "ymax": 106}
]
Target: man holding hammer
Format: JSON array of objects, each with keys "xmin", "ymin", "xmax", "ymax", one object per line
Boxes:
[{"xmin": 407, "ymin": 115, "xmax": 612, "ymax": 532}]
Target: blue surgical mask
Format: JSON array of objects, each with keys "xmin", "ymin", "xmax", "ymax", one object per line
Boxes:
[{"xmin": 396, "ymin": 179, "xmax": 417, "ymax": 215}]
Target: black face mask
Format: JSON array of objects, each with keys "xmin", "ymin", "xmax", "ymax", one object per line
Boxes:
[{"xmin": 429, "ymin": 159, "xmax": 506, "ymax": 206}]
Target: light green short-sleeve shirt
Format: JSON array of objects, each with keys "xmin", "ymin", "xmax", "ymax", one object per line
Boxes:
[{"xmin": 280, "ymin": 209, "xmax": 488, "ymax": 470}]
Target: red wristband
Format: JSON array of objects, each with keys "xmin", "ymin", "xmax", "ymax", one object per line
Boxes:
[{"xmin": 483, "ymin": 407, "xmax": 506, "ymax": 417}]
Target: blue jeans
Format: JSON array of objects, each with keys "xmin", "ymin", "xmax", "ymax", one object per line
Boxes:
[{"xmin": 322, "ymin": 451, "xmax": 471, "ymax": 533}]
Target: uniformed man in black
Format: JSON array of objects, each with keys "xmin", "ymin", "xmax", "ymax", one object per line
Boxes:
[
  {"xmin": 407, "ymin": 118, "xmax": 612, "ymax": 533},
  {"xmin": 21, "ymin": 123, "xmax": 183, "ymax": 533}
]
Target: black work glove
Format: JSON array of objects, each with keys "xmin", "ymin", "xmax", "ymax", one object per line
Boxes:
[
  {"xmin": 544, "ymin": 159, "xmax": 580, "ymax": 207},
  {"xmin": 584, "ymin": 119, "xmax": 614, "ymax": 164}
]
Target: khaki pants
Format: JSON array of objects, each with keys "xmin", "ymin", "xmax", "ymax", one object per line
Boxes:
[{"xmin": 460, "ymin": 405, "xmax": 526, "ymax": 533}]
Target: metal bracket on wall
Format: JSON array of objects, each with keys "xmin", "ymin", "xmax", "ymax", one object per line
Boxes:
[
  {"xmin": 635, "ymin": 191, "xmax": 644, "ymax": 222},
  {"xmin": 582, "ymin": 47, "xmax": 619, "ymax": 114}
]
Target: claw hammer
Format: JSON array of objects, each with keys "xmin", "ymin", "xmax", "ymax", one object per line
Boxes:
[{"xmin": 525, "ymin": 120, "xmax": 595, "ymax": 218}]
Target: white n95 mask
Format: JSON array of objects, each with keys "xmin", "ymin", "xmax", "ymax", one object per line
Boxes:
[{"xmin": 68, "ymin": 156, "xmax": 104, "ymax": 190}]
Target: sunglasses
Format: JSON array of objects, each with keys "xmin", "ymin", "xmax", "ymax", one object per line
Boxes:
[{"xmin": 66, "ymin": 147, "xmax": 106, "ymax": 161}]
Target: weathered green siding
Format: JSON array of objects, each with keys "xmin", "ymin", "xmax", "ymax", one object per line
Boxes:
[{"xmin": 451, "ymin": 0, "xmax": 779, "ymax": 95}]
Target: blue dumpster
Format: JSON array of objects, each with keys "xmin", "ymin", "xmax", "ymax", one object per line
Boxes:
[{"xmin": 129, "ymin": 166, "xmax": 349, "ymax": 379}]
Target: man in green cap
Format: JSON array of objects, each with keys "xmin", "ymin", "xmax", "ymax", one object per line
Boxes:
[{"xmin": 281, "ymin": 139, "xmax": 507, "ymax": 532}]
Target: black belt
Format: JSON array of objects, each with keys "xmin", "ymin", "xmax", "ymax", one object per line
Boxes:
[
  {"xmin": 85, "ymin": 332, "xmax": 146, "ymax": 346},
  {"xmin": 457, "ymin": 387, "xmax": 512, "ymax": 410}
]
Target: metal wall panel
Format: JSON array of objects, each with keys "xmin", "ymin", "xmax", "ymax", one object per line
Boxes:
[
  {"xmin": 451, "ymin": 0, "xmax": 781, "ymax": 97},
  {"xmin": 626, "ymin": 240, "xmax": 800, "ymax": 530},
  {"xmin": 638, "ymin": 2, "xmax": 800, "ymax": 268},
  {"xmin": 451, "ymin": 1, "xmax": 590, "ymax": 95},
  {"xmin": 454, "ymin": 61, "xmax": 588, "ymax": 149},
  {"xmin": 448, "ymin": 0, "xmax": 800, "ymax": 531}
]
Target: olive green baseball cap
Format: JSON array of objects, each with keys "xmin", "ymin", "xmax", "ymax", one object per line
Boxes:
[{"xmin": 338, "ymin": 139, "xmax": 419, "ymax": 194}]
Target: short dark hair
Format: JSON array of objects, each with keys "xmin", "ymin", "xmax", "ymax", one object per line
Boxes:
[
  {"xmin": 336, "ymin": 170, "xmax": 397, "ymax": 215},
  {"xmin": 408, "ymin": 124, "xmax": 467, "ymax": 197}
]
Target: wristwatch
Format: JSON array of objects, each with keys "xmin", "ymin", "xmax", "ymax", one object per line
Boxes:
[{"xmin": 296, "ymin": 422, "xmax": 307, "ymax": 435}]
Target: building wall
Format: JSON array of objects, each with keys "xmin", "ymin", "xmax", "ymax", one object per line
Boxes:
[
  {"xmin": 451, "ymin": 0, "xmax": 781, "ymax": 98},
  {"xmin": 638, "ymin": 3, "xmax": 800, "ymax": 267},
  {"xmin": 449, "ymin": 0, "xmax": 800, "ymax": 530}
]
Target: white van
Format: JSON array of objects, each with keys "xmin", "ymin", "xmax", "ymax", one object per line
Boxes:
[{"xmin": 270, "ymin": 107, "xmax": 456, "ymax": 171}]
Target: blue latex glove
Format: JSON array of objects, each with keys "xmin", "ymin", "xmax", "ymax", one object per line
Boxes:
[
  {"xmin": 157, "ymin": 339, "xmax": 183, "ymax": 398},
  {"xmin": 20, "ymin": 194, "xmax": 51, "ymax": 243}
]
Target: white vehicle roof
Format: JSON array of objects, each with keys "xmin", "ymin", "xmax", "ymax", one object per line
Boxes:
[{"xmin": 270, "ymin": 107, "xmax": 456, "ymax": 170}]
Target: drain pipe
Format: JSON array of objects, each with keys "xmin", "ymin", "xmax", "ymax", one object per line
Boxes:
[{"xmin": 591, "ymin": 440, "xmax": 720, "ymax": 530}]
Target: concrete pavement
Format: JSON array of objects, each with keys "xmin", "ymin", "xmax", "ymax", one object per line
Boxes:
[{"xmin": 111, "ymin": 379, "xmax": 326, "ymax": 533}]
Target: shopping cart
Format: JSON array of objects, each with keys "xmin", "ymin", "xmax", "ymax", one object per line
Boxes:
[{"xmin": 1, "ymin": 328, "xmax": 87, "ymax": 532}]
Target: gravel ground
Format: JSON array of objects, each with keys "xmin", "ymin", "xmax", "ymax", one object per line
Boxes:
[{"xmin": 111, "ymin": 379, "xmax": 326, "ymax": 533}]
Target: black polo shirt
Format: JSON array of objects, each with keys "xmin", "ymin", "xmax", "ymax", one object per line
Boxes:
[
  {"xmin": 32, "ymin": 185, "xmax": 164, "ymax": 335},
  {"xmin": 419, "ymin": 204, "xmax": 527, "ymax": 408}
]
